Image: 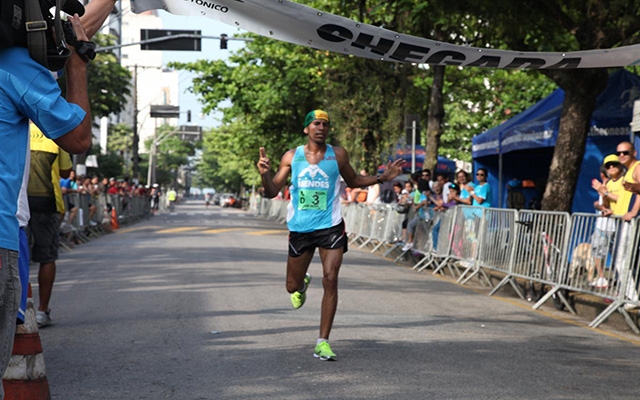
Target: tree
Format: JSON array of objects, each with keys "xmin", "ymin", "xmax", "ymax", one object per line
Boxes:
[
  {"xmin": 58, "ymin": 33, "xmax": 131, "ymax": 119},
  {"xmin": 172, "ymin": 0, "xmax": 578, "ymax": 195},
  {"xmin": 472, "ymin": 0, "xmax": 640, "ymax": 211},
  {"xmin": 145, "ymin": 124, "xmax": 197, "ymax": 187}
]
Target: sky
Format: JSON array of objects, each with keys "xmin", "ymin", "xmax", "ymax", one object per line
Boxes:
[{"xmin": 157, "ymin": 11, "xmax": 247, "ymax": 129}]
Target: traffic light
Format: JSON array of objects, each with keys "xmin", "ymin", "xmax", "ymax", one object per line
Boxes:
[
  {"xmin": 187, "ymin": 110, "xmax": 191, "ymax": 123},
  {"xmin": 220, "ymin": 34, "xmax": 228, "ymax": 49}
]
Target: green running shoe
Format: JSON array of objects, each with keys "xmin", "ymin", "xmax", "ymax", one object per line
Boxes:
[
  {"xmin": 290, "ymin": 273, "xmax": 311, "ymax": 309},
  {"xmin": 314, "ymin": 341, "xmax": 337, "ymax": 361}
]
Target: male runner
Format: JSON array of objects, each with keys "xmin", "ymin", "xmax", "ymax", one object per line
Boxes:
[{"xmin": 257, "ymin": 110, "xmax": 403, "ymax": 360}]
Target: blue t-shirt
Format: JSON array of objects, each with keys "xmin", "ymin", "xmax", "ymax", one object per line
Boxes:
[
  {"xmin": 460, "ymin": 182, "xmax": 474, "ymax": 200},
  {"xmin": 287, "ymin": 145, "xmax": 342, "ymax": 233},
  {"xmin": 0, "ymin": 47, "xmax": 85, "ymax": 250},
  {"xmin": 60, "ymin": 177, "xmax": 78, "ymax": 191},
  {"xmin": 473, "ymin": 182, "xmax": 492, "ymax": 208}
]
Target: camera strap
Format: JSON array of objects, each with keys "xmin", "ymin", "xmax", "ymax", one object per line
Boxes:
[{"xmin": 24, "ymin": 0, "xmax": 48, "ymax": 68}]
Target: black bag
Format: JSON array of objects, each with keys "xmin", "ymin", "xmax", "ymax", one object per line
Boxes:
[
  {"xmin": 0, "ymin": 0, "xmax": 85, "ymax": 70},
  {"xmin": 395, "ymin": 203, "xmax": 411, "ymax": 214}
]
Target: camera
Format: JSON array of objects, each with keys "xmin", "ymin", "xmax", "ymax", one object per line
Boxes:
[{"xmin": 0, "ymin": 0, "xmax": 90, "ymax": 70}]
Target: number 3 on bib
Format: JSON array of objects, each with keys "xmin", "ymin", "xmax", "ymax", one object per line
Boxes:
[{"xmin": 298, "ymin": 189, "xmax": 328, "ymax": 210}]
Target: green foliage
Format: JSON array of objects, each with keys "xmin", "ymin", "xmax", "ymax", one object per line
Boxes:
[
  {"xmin": 95, "ymin": 152, "xmax": 125, "ymax": 180},
  {"xmin": 88, "ymin": 34, "xmax": 132, "ymax": 118},
  {"xmin": 418, "ymin": 68, "xmax": 556, "ymax": 161},
  {"xmin": 145, "ymin": 125, "xmax": 197, "ymax": 186},
  {"xmin": 57, "ymin": 34, "xmax": 131, "ymax": 118},
  {"xmin": 171, "ymin": 0, "xmax": 638, "ymax": 197},
  {"xmin": 107, "ymin": 123, "xmax": 133, "ymax": 155}
]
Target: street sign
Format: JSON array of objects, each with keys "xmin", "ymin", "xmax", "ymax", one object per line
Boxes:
[
  {"xmin": 150, "ymin": 105, "xmax": 180, "ymax": 119},
  {"xmin": 140, "ymin": 29, "xmax": 202, "ymax": 51},
  {"xmin": 177, "ymin": 125, "xmax": 203, "ymax": 142}
]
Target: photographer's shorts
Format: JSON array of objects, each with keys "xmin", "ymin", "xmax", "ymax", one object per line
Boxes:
[
  {"xmin": 28, "ymin": 212, "xmax": 60, "ymax": 263},
  {"xmin": 288, "ymin": 221, "xmax": 348, "ymax": 257}
]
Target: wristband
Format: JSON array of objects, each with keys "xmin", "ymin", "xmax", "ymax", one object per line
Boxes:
[
  {"xmin": 67, "ymin": 37, "xmax": 97, "ymax": 63},
  {"xmin": 603, "ymin": 191, "xmax": 609, "ymax": 197},
  {"xmin": 376, "ymin": 176, "xmax": 383, "ymax": 184}
]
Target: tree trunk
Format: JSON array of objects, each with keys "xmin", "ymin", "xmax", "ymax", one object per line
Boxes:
[
  {"xmin": 424, "ymin": 65, "xmax": 446, "ymax": 173},
  {"xmin": 541, "ymin": 68, "xmax": 609, "ymax": 212}
]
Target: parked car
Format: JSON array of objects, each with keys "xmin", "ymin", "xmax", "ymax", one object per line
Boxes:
[{"xmin": 219, "ymin": 193, "xmax": 236, "ymax": 207}]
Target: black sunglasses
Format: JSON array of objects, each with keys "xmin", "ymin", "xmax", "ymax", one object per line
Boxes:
[
  {"xmin": 476, "ymin": 173, "xmax": 485, "ymax": 176},
  {"xmin": 605, "ymin": 162, "xmax": 620, "ymax": 169},
  {"xmin": 617, "ymin": 150, "xmax": 631, "ymax": 156}
]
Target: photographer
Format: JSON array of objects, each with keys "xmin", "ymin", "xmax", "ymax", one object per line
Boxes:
[{"xmin": 0, "ymin": 10, "xmax": 94, "ymax": 397}]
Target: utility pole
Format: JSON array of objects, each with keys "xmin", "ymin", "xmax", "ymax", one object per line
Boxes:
[{"xmin": 132, "ymin": 65, "xmax": 140, "ymax": 181}]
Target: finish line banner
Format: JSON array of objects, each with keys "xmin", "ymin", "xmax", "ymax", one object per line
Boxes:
[{"xmin": 131, "ymin": 0, "xmax": 640, "ymax": 69}]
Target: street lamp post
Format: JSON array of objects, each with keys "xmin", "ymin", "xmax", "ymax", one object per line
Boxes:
[{"xmin": 146, "ymin": 114, "xmax": 194, "ymax": 185}]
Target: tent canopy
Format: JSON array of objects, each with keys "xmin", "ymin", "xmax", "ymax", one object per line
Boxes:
[
  {"xmin": 472, "ymin": 70, "xmax": 640, "ymax": 212},
  {"xmin": 379, "ymin": 145, "xmax": 456, "ymax": 177}
]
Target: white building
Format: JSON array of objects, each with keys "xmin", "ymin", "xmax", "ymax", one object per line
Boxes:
[{"xmin": 119, "ymin": 0, "xmax": 180, "ymax": 156}]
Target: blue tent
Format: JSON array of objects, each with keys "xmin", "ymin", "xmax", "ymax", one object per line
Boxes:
[
  {"xmin": 379, "ymin": 145, "xmax": 456, "ymax": 177},
  {"xmin": 472, "ymin": 70, "xmax": 640, "ymax": 212}
]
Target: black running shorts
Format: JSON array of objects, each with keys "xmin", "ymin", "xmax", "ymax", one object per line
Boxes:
[
  {"xmin": 28, "ymin": 212, "xmax": 61, "ymax": 263},
  {"xmin": 288, "ymin": 221, "xmax": 348, "ymax": 257}
]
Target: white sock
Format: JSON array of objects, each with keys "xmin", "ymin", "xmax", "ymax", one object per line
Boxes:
[
  {"xmin": 299, "ymin": 279, "xmax": 308, "ymax": 293},
  {"xmin": 317, "ymin": 338, "xmax": 328, "ymax": 346}
]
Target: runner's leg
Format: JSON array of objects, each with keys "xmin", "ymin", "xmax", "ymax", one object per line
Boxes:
[
  {"xmin": 286, "ymin": 250, "xmax": 314, "ymax": 293},
  {"xmin": 317, "ymin": 247, "xmax": 343, "ymax": 340}
]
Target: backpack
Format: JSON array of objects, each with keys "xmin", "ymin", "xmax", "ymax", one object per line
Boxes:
[
  {"xmin": 507, "ymin": 188, "xmax": 526, "ymax": 210},
  {"xmin": 0, "ymin": 0, "xmax": 85, "ymax": 70},
  {"xmin": 381, "ymin": 188, "xmax": 396, "ymax": 204}
]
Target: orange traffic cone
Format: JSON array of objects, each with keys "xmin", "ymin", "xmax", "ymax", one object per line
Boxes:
[
  {"xmin": 2, "ymin": 283, "xmax": 51, "ymax": 400},
  {"xmin": 111, "ymin": 207, "xmax": 119, "ymax": 230}
]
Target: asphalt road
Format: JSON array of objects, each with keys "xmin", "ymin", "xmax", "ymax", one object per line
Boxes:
[{"xmin": 35, "ymin": 200, "xmax": 640, "ymax": 399}]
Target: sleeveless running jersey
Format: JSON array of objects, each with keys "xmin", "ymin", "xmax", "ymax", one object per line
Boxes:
[{"xmin": 287, "ymin": 145, "xmax": 342, "ymax": 233}]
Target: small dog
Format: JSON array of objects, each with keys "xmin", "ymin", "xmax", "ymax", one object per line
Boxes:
[{"xmin": 569, "ymin": 242, "xmax": 596, "ymax": 282}]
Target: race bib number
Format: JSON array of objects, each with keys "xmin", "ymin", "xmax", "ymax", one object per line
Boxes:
[{"xmin": 298, "ymin": 189, "xmax": 328, "ymax": 210}]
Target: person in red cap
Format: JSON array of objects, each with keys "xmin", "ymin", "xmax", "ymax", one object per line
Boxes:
[{"xmin": 257, "ymin": 110, "xmax": 403, "ymax": 361}]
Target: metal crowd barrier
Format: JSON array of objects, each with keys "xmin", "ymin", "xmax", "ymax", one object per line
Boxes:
[
  {"xmin": 463, "ymin": 208, "xmax": 518, "ymax": 286},
  {"xmin": 249, "ymin": 196, "xmax": 640, "ymax": 334},
  {"xmin": 57, "ymin": 192, "xmax": 152, "ymax": 252},
  {"xmin": 431, "ymin": 206, "xmax": 492, "ymax": 286},
  {"xmin": 489, "ymin": 210, "xmax": 572, "ymax": 310}
]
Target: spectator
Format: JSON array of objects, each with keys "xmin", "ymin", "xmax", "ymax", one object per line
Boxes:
[
  {"xmin": 470, "ymin": 168, "xmax": 492, "ymax": 207},
  {"xmin": 428, "ymin": 181, "xmax": 445, "ymax": 211},
  {"xmin": 391, "ymin": 181, "xmax": 403, "ymax": 203},
  {"xmin": 79, "ymin": 176, "xmax": 98, "ymax": 225},
  {"xmin": 418, "ymin": 169, "xmax": 432, "ymax": 193},
  {"xmin": 411, "ymin": 171, "xmax": 423, "ymax": 204},
  {"xmin": 402, "ymin": 188, "xmax": 430, "ymax": 251},
  {"xmin": 399, "ymin": 181, "xmax": 415, "ymax": 243},
  {"xmin": 0, "ymin": 11, "xmax": 93, "ymax": 386},
  {"xmin": 452, "ymin": 170, "xmax": 474, "ymax": 205},
  {"xmin": 107, "ymin": 177, "xmax": 119, "ymax": 195},
  {"xmin": 435, "ymin": 172, "xmax": 452, "ymax": 203},
  {"xmin": 150, "ymin": 183, "xmax": 162, "ymax": 214},
  {"xmin": 60, "ymin": 169, "xmax": 79, "ymax": 225},
  {"xmin": 442, "ymin": 184, "xmax": 460, "ymax": 209},
  {"xmin": 350, "ymin": 170, "xmax": 370, "ymax": 203},
  {"xmin": 590, "ymin": 155, "xmax": 625, "ymax": 288},
  {"xmin": 609, "ymin": 142, "xmax": 640, "ymax": 310},
  {"xmin": 365, "ymin": 175, "xmax": 381, "ymax": 205}
]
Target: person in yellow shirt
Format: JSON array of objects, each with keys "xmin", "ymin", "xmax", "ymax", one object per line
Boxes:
[
  {"xmin": 167, "ymin": 188, "xmax": 177, "ymax": 211},
  {"xmin": 605, "ymin": 142, "xmax": 640, "ymax": 309},
  {"xmin": 591, "ymin": 154, "xmax": 626, "ymax": 288},
  {"xmin": 28, "ymin": 124, "xmax": 73, "ymax": 327}
]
